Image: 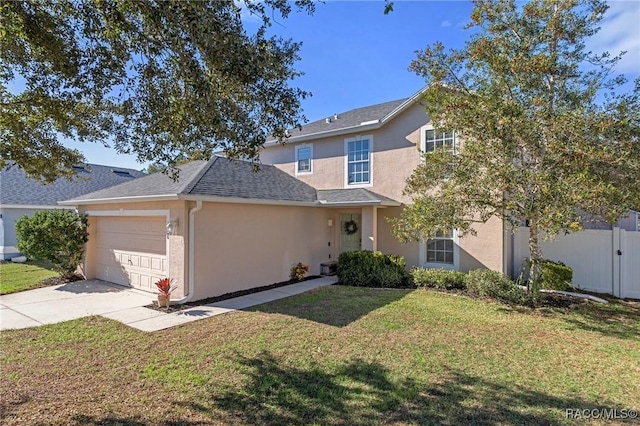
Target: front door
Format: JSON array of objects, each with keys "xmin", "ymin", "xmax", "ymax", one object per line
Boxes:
[{"xmin": 340, "ymin": 214, "xmax": 362, "ymax": 253}]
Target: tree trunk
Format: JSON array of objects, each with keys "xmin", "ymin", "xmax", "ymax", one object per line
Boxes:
[{"xmin": 527, "ymin": 218, "xmax": 543, "ymax": 295}]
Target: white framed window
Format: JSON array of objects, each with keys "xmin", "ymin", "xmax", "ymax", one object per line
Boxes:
[
  {"xmin": 295, "ymin": 144, "xmax": 313, "ymax": 175},
  {"xmin": 421, "ymin": 125, "xmax": 457, "ymax": 153},
  {"xmin": 344, "ymin": 135, "xmax": 373, "ymax": 187},
  {"xmin": 420, "ymin": 230, "xmax": 460, "ymax": 270}
]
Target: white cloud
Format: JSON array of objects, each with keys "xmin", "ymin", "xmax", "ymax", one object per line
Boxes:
[
  {"xmin": 441, "ymin": 20, "xmax": 452, "ymax": 28},
  {"xmin": 588, "ymin": 1, "xmax": 640, "ymax": 74}
]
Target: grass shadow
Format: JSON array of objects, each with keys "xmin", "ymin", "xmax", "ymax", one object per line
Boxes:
[
  {"xmin": 178, "ymin": 350, "xmax": 621, "ymax": 425},
  {"xmin": 246, "ymin": 285, "xmax": 412, "ymax": 327}
]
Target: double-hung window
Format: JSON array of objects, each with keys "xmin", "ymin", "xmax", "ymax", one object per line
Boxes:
[
  {"xmin": 426, "ymin": 231, "xmax": 455, "ymax": 264},
  {"xmin": 295, "ymin": 144, "xmax": 313, "ymax": 175},
  {"xmin": 345, "ymin": 136, "xmax": 372, "ymax": 186}
]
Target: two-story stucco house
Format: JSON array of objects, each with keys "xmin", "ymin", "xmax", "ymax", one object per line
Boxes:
[{"xmin": 61, "ymin": 90, "xmax": 506, "ymax": 302}]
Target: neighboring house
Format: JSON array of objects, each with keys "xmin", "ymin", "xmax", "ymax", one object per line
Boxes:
[
  {"xmin": 0, "ymin": 163, "xmax": 145, "ymax": 260},
  {"xmin": 60, "ymin": 89, "xmax": 505, "ymax": 302}
]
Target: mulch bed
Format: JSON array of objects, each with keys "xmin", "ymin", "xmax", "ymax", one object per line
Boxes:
[
  {"xmin": 145, "ymin": 275, "xmax": 322, "ymax": 313},
  {"xmin": 37, "ymin": 274, "xmax": 84, "ymax": 288}
]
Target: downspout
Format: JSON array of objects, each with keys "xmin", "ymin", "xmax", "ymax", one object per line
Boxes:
[{"xmin": 172, "ymin": 200, "xmax": 202, "ymax": 304}]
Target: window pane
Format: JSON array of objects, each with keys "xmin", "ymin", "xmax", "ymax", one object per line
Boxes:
[
  {"xmin": 298, "ymin": 159, "xmax": 310, "ymax": 172},
  {"xmin": 298, "ymin": 147, "xmax": 310, "ymax": 160},
  {"xmin": 436, "ymin": 252, "xmax": 445, "ymax": 262},
  {"xmin": 362, "ymin": 139, "xmax": 369, "ymax": 150},
  {"xmin": 362, "ymin": 172, "xmax": 369, "ymax": 183},
  {"xmin": 426, "ymin": 129, "xmax": 434, "ymax": 140},
  {"xmin": 445, "ymin": 252, "xmax": 454, "ymax": 263}
]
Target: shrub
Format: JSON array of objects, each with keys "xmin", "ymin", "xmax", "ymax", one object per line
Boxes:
[
  {"xmin": 290, "ymin": 262, "xmax": 309, "ymax": 282},
  {"xmin": 15, "ymin": 210, "xmax": 89, "ymax": 279},
  {"xmin": 337, "ymin": 250, "xmax": 408, "ymax": 288},
  {"xmin": 466, "ymin": 269, "xmax": 533, "ymax": 305},
  {"xmin": 539, "ymin": 260, "xmax": 573, "ymax": 291},
  {"xmin": 411, "ymin": 267, "xmax": 467, "ymax": 290}
]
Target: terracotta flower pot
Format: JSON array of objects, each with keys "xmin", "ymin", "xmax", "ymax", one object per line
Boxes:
[{"xmin": 157, "ymin": 294, "xmax": 170, "ymax": 308}]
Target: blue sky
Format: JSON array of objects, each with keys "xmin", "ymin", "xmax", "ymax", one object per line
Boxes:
[{"xmin": 65, "ymin": 0, "xmax": 640, "ymax": 171}]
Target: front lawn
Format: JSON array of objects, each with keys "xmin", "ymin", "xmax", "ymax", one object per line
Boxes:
[
  {"xmin": 1, "ymin": 286, "xmax": 638, "ymax": 425},
  {"xmin": 0, "ymin": 260, "xmax": 58, "ymax": 295}
]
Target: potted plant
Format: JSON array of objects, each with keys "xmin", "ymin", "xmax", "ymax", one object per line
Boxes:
[
  {"xmin": 290, "ymin": 262, "xmax": 309, "ymax": 282},
  {"xmin": 154, "ymin": 277, "xmax": 177, "ymax": 308}
]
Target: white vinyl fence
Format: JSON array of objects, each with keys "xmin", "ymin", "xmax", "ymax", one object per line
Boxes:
[{"xmin": 513, "ymin": 227, "xmax": 640, "ymax": 299}]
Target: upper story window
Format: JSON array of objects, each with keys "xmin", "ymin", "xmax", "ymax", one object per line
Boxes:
[
  {"xmin": 295, "ymin": 144, "xmax": 313, "ymax": 175},
  {"xmin": 422, "ymin": 126, "xmax": 457, "ymax": 153},
  {"xmin": 345, "ymin": 135, "xmax": 373, "ymax": 187}
]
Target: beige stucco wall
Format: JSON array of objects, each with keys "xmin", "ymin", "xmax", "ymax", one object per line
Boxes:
[
  {"xmin": 192, "ymin": 202, "xmax": 333, "ymax": 300},
  {"xmin": 458, "ymin": 216, "xmax": 505, "ymax": 273},
  {"xmin": 78, "ymin": 200, "xmax": 189, "ymax": 297},
  {"xmin": 376, "ymin": 206, "xmax": 421, "ymax": 269},
  {"xmin": 260, "ymin": 103, "xmax": 427, "ymax": 203},
  {"xmin": 260, "ymin": 103, "xmax": 506, "ymax": 274}
]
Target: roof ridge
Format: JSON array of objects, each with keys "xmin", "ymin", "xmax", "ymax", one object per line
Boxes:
[{"xmin": 180, "ymin": 158, "xmax": 217, "ymax": 194}]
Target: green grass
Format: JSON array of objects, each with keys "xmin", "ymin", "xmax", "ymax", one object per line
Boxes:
[
  {"xmin": 0, "ymin": 260, "xmax": 58, "ymax": 294},
  {"xmin": 1, "ymin": 286, "xmax": 639, "ymax": 425}
]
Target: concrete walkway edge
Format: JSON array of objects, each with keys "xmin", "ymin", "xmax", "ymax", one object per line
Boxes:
[{"xmin": 1, "ymin": 276, "xmax": 338, "ymax": 332}]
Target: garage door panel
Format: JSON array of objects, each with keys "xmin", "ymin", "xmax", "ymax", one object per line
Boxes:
[
  {"xmin": 95, "ymin": 216, "xmax": 167, "ymax": 290},
  {"xmin": 96, "ymin": 231, "xmax": 165, "ymax": 255}
]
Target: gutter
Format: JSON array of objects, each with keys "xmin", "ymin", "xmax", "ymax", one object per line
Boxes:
[
  {"xmin": 171, "ymin": 200, "xmax": 202, "ymax": 304},
  {"xmin": 58, "ymin": 194, "xmax": 181, "ymax": 206}
]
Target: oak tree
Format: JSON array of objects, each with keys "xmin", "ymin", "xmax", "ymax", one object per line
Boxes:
[
  {"xmin": 392, "ymin": 0, "xmax": 640, "ymax": 290},
  {"xmin": 1, "ymin": 0, "xmax": 314, "ymax": 182}
]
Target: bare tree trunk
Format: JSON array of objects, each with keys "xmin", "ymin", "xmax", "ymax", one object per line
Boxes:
[{"xmin": 528, "ymin": 218, "xmax": 543, "ymax": 295}]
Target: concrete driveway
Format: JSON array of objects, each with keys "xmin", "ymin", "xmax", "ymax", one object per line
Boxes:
[
  {"xmin": 0, "ymin": 276, "xmax": 338, "ymax": 332},
  {"xmin": 0, "ymin": 280, "xmax": 152, "ymax": 330}
]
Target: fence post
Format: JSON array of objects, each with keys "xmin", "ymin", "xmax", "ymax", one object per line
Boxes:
[
  {"xmin": 612, "ymin": 227, "xmax": 621, "ymax": 298},
  {"xmin": 619, "ymin": 228, "xmax": 627, "ymax": 299}
]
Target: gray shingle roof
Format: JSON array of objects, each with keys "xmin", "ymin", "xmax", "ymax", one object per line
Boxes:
[
  {"xmin": 63, "ymin": 160, "xmax": 209, "ymax": 202},
  {"xmin": 0, "ymin": 163, "xmax": 146, "ymax": 206},
  {"xmin": 188, "ymin": 158, "xmax": 318, "ymax": 202},
  {"xmin": 267, "ymin": 98, "xmax": 409, "ymax": 142},
  {"xmin": 317, "ymin": 189, "xmax": 399, "ymax": 205},
  {"xmin": 62, "ymin": 157, "xmax": 400, "ymax": 206}
]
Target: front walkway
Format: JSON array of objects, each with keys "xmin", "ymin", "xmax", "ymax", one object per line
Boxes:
[{"xmin": 0, "ymin": 276, "xmax": 337, "ymax": 332}]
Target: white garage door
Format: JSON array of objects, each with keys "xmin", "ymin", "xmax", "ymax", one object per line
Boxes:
[{"xmin": 95, "ymin": 216, "xmax": 167, "ymax": 291}]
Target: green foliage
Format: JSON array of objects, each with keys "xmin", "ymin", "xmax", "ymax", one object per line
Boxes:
[
  {"xmin": 410, "ymin": 267, "xmax": 467, "ymax": 290},
  {"xmin": 393, "ymin": 0, "xmax": 640, "ymax": 285},
  {"xmin": 466, "ymin": 269, "xmax": 533, "ymax": 305},
  {"xmin": 15, "ymin": 210, "xmax": 89, "ymax": 279},
  {"xmin": 337, "ymin": 251, "xmax": 407, "ymax": 288},
  {"xmin": 1, "ymin": 0, "xmax": 316, "ymax": 182},
  {"xmin": 539, "ymin": 260, "xmax": 573, "ymax": 291},
  {"xmin": 289, "ymin": 262, "xmax": 309, "ymax": 282}
]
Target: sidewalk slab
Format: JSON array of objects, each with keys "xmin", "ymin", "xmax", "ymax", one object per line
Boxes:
[
  {"xmin": 0, "ymin": 306, "xmax": 42, "ymax": 330},
  {"xmin": 102, "ymin": 306, "xmax": 165, "ymax": 324}
]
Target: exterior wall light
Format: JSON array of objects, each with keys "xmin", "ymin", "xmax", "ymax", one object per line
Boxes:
[{"xmin": 166, "ymin": 219, "xmax": 178, "ymax": 237}]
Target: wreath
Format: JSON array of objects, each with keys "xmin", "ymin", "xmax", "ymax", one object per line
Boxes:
[{"xmin": 344, "ymin": 219, "xmax": 358, "ymax": 235}]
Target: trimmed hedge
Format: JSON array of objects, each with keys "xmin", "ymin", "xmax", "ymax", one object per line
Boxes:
[
  {"xmin": 411, "ymin": 267, "xmax": 467, "ymax": 290},
  {"xmin": 539, "ymin": 260, "xmax": 573, "ymax": 291},
  {"xmin": 336, "ymin": 250, "xmax": 408, "ymax": 288}
]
